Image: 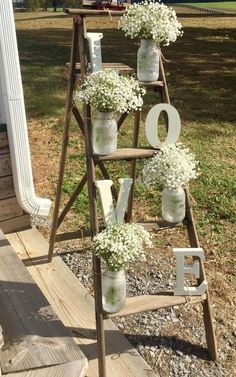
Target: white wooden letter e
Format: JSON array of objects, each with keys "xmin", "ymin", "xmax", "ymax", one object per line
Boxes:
[
  {"xmin": 173, "ymin": 248, "xmax": 207, "ymax": 296},
  {"xmin": 95, "ymin": 178, "xmax": 133, "ymax": 225}
]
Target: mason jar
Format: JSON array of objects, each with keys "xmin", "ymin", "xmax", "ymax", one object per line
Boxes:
[
  {"xmin": 102, "ymin": 269, "xmax": 126, "ymax": 314},
  {"xmin": 162, "ymin": 186, "xmax": 186, "ymax": 223},
  {"xmin": 137, "ymin": 39, "xmax": 160, "ymax": 82},
  {"xmin": 93, "ymin": 111, "xmax": 117, "ymax": 155}
]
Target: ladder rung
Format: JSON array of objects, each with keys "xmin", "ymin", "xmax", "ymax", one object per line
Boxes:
[
  {"xmin": 64, "ymin": 63, "xmax": 164, "ymax": 89},
  {"xmin": 55, "ymin": 221, "xmax": 182, "ymax": 242},
  {"xmin": 55, "ymin": 229, "xmax": 92, "ymax": 242},
  {"xmin": 109, "ymin": 293, "xmax": 207, "ymax": 318},
  {"xmin": 139, "ymin": 80, "xmax": 164, "ymax": 88},
  {"xmin": 93, "ymin": 148, "xmax": 157, "ymax": 161},
  {"xmin": 138, "ymin": 220, "xmax": 184, "ymax": 231},
  {"xmin": 64, "ymin": 8, "xmax": 126, "ymax": 16},
  {"xmin": 69, "ymin": 62, "xmax": 135, "ymax": 76}
]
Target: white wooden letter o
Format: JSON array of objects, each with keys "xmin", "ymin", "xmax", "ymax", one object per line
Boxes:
[{"xmin": 145, "ymin": 103, "xmax": 181, "ymax": 149}]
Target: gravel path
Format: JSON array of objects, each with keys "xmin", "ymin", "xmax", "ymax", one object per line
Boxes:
[
  {"xmin": 58, "ymin": 243, "xmax": 234, "ymax": 377},
  {"xmin": 32, "ymin": 215, "xmax": 234, "ymax": 376}
]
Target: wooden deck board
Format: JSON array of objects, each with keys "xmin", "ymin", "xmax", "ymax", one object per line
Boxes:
[
  {"xmin": 0, "ymin": 197, "xmax": 23, "ymax": 221},
  {"xmin": 0, "ymin": 175, "xmax": 15, "ymax": 200},
  {"xmin": 0, "ymin": 153, "xmax": 12, "ymax": 177},
  {"xmin": 6, "ymin": 360, "xmax": 87, "ymax": 377},
  {"xmin": 0, "ymin": 230, "xmax": 87, "ymax": 376},
  {"xmin": 0, "ymin": 214, "xmax": 31, "ymax": 234},
  {"xmin": 0, "ymin": 130, "xmax": 31, "ymax": 233},
  {"xmin": 6, "ymin": 228, "xmax": 157, "ymax": 377}
]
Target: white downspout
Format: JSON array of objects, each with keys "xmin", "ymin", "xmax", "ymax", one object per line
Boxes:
[
  {"xmin": 0, "ymin": 1, "xmax": 51, "ymax": 217},
  {"xmin": 0, "ymin": 77, "xmax": 5, "ymax": 124}
]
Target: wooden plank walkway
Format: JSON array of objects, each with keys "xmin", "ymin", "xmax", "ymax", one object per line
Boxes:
[
  {"xmin": 0, "ymin": 230, "xmax": 87, "ymax": 377},
  {"xmin": 6, "ymin": 228, "xmax": 157, "ymax": 377}
]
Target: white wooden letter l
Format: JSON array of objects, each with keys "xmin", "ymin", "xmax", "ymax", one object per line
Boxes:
[{"xmin": 95, "ymin": 178, "xmax": 133, "ymax": 225}]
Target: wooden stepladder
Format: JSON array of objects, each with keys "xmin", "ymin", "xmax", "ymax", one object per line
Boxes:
[{"xmin": 48, "ymin": 8, "xmax": 218, "ymax": 377}]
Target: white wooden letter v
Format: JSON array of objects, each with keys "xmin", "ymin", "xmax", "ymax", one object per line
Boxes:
[{"xmin": 95, "ymin": 178, "xmax": 133, "ymax": 225}]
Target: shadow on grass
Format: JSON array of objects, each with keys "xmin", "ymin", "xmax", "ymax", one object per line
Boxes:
[
  {"xmin": 15, "ymin": 14, "xmax": 69, "ymax": 22},
  {"xmin": 16, "ymin": 24, "xmax": 236, "ymax": 123}
]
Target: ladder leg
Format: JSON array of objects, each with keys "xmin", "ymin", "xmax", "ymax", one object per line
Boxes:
[
  {"xmin": 127, "ymin": 110, "xmax": 141, "ymax": 222},
  {"xmin": 83, "ymin": 104, "xmax": 107, "ymax": 377},
  {"xmin": 158, "ymin": 59, "xmax": 217, "ymax": 361},
  {"xmin": 159, "ymin": 54, "xmax": 171, "ymax": 104},
  {"xmin": 57, "ymin": 161, "xmax": 119, "ymax": 228},
  {"xmin": 58, "ymin": 173, "xmax": 87, "ymax": 227},
  {"xmin": 185, "ymin": 188, "xmax": 218, "ymax": 361},
  {"xmin": 157, "ymin": 56, "xmax": 170, "ymax": 131},
  {"xmin": 48, "ymin": 19, "xmax": 80, "ymax": 262},
  {"xmin": 78, "ymin": 17, "xmax": 106, "ymax": 376}
]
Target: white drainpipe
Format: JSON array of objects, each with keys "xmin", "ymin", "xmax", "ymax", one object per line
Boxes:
[
  {"xmin": 0, "ymin": 77, "xmax": 5, "ymax": 124},
  {"xmin": 0, "ymin": 1, "xmax": 51, "ymax": 217}
]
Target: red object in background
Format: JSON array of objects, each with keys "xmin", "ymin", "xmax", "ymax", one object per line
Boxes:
[{"xmin": 93, "ymin": 0, "xmax": 125, "ymax": 10}]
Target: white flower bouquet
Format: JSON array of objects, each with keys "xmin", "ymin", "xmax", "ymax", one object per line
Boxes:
[
  {"xmin": 75, "ymin": 69, "xmax": 146, "ymax": 113},
  {"xmin": 118, "ymin": 1, "xmax": 183, "ymax": 46},
  {"xmin": 92, "ymin": 222, "xmax": 152, "ymax": 271},
  {"xmin": 140, "ymin": 143, "xmax": 198, "ymax": 190}
]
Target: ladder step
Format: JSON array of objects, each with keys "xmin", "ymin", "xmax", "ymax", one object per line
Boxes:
[
  {"xmin": 64, "ymin": 62, "xmax": 135, "ymax": 82},
  {"xmin": 75, "ymin": 62, "xmax": 134, "ymax": 75},
  {"xmin": 139, "ymin": 80, "xmax": 164, "ymax": 89},
  {"xmin": 64, "ymin": 63, "xmax": 164, "ymax": 89},
  {"xmin": 93, "ymin": 147, "xmax": 156, "ymax": 161},
  {"xmin": 138, "ymin": 220, "xmax": 184, "ymax": 231},
  {"xmin": 64, "ymin": 8, "xmax": 126, "ymax": 16},
  {"xmin": 55, "ymin": 221, "xmax": 182, "ymax": 243},
  {"xmin": 109, "ymin": 293, "xmax": 207, "ymax": 318}
]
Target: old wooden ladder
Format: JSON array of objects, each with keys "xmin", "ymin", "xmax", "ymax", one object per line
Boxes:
[{"xmin": 47, "ymin": 8, "xmax": 218, "ymax": 377}]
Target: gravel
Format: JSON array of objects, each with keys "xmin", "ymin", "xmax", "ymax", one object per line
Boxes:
[{"xmin": 58, "ymin": 244, "xmax": 234, "ymax": 377}]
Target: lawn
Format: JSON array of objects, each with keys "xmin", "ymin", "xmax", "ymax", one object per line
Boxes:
[
  {"xmin": 181, "ymin": 1, "xmax": 236, "ymax": 13},
  {"xmin": 14, "ymin": 8, "xmax": 236, "ymax": 376}
]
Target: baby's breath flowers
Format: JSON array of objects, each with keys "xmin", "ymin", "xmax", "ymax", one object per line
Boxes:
[
  {"xmin": 75, "ymin": 69, "xmax": 146, "ymax": 114},
  {"xmin": 118, "ymin": 1, "xmax": 183, "ymax": 46},
  {"xmin": 140, "ymin": 143, "xmax": 199, "ymax": 190},
  {"xmin": 92, "ymin": 222, "xmax": 152, "ymax": 272}
]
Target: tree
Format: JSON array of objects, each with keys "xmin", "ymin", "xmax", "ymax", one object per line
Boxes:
[{"xmin": 25, "ymin": 0, "xmax": 43, "ymax": 10}]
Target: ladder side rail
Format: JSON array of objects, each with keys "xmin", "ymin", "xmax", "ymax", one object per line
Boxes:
[
  {"xmin": 126, "ymin": 59, "xmax": 171, "ymax": 222},
  {"xmin": 58, "ymin": 172, "xmax": 87, "ymax": 227},
  {"xmin": 127, "ymin": 110, "xmax": 141, "ymax": 221},
  {"xmin": 57, "ymin": 158, "xmax": 119, "ymax": 228},
  {"xmin": 80, "ymin": 17, "xmax": 107, "ymax": 377},
  {"xmin": 72, "ymin": 105, "xmax": 119, "ymax": 200},
  {"xmin": 159, "ymin": 53, "xmax": 171, "ymax": 105},
  {"xmin": 158, "ymin": 54, "xmax": 171, "ymax": 131},
  {"xmin": 48, "ymin": 17, "xmax": 81, "ymax": 262},
  {"xmin": 83, "ymin": 100, "xmax": 107, "ymax": 377},
  {"xmin": 185, "ymin": 188, "xmax": 218, "ymax": 361}
]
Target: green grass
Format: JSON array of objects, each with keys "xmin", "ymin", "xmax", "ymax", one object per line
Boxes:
[
  {"xmin": 14, "ymin": 11, "xmax": 236, "ymax": 269},
  {"xmin": 182, "ymin": 1, "xmax": 236, "ymax": 12},
  {"xmin": 11, "ymin": 12, "xmax": 236, "ymax": 377}
]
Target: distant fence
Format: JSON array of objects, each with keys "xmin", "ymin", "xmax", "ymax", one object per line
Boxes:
[
  {"xmin": 175, "ymin": 3, "xmax": 226, "ymax": 15},
  {"xmin": 164, "ymin": 0, "xmax": 231, "ymax": 3}
]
